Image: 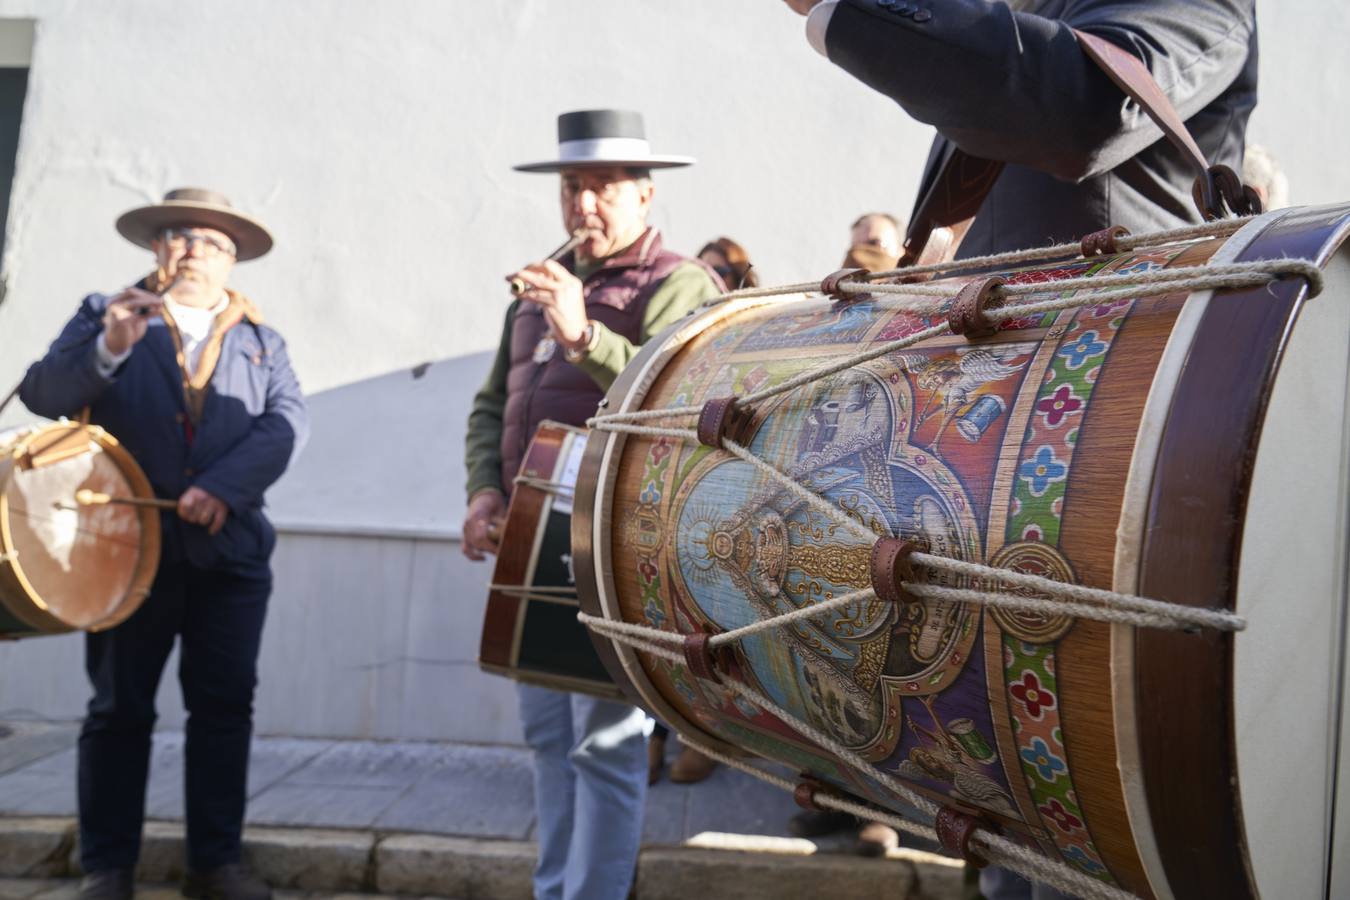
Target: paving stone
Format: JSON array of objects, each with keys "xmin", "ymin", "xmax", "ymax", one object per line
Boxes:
[
  {"xmin": 0, "ymin": 750, "xmax": 77, "ymax": 818},
  {"xmin": 374, "ymin": 747, "xmax": 533, "ymax": 840},
  {"xmin": 247, "ymin": 783, "xmax": 406, "ymax": 830},
  {"xmin": 26, "ymin": 883, "xmax": 77, "ymax": 900},
  {"xmin": 0, "ymin": 723, "xmax": 79, "ymax": 778},
  {"xmin": 245, "ymin": 738, "xmax": 335, "ymax": 798},
  {"xmin": 375, "ymin": 835, "xmax": 533, "ymax": 898},
  {"xmin": 129, "ymin": 822, "xmax": 186, "ymax": 885},
  {"xmin": 640, "ymin": 778, "xmax": 689, "ymax": 846},
  {"xmin": 0, "ymin": 876, "xmax": 68, "ymax": 898},
  {"xmin": 280, "ymin": 741, "xmax": 449, "ymax": 789},
  {"xmin": 243, "ymin": 827, "xmax": 374, "ymax": 892},
  {"xmin": 681, "ymin": 766, "xmax": 800, "ymax": 841},
  {"xmin": 0, "ymin": 819, "xmax": 73, "ymax": 879},
  {"xmin": 636, "ymin": 847, "xmax": 916, "ymax": 900}
]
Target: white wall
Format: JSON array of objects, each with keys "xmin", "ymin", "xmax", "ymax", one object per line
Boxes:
[{"xmin": 0, "ymin": 0, "xmax": 1346, "ymax": 741}]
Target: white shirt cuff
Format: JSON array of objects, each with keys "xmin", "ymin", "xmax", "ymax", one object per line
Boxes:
[
  {"xmin": 95, "ymin": 331, "xmax": 131, "ymax": 378},
  {"xmin": 806, "ymin": 0, "xmax": 839, "ymax": 58}
]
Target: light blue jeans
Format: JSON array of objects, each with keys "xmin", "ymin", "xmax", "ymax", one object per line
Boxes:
[{"xmin": 517, "ymin": 683, "xmax": 651, "ymax": 900}]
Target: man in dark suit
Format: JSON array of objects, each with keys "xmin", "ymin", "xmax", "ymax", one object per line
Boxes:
[
  {"xmin": 21, "ymin": 188, "xmax": 308, "ymax": 900},
  {"xmin": 787, "ymin": 0, "xmax": 1257, "ymax": 255}
]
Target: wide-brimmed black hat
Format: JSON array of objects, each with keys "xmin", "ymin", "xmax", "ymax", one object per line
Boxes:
[
  {"xmin": 115, "ymin": 187, "xmax": 273, "ymax": 261},
  {"xmin": 513, "ymin": 109, "xmax": 695, "ymax": 173}
]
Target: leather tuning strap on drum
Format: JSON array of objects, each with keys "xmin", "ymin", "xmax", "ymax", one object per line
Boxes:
[
  {"xmin": 870, "ymin": 537, "xmax": 918, "ymax": 606},
  {"xmin": 1074, "ymin": 29, "xmax": 1262, "ymax": 221},
  {"xmin": 697, "ymin": 396, "xmax": 748, "ymax": 449},
  {"xmin": 946, "ymin": 277, "xmax": 1006, "ymax": 340},
  {"xmin": 1080, "ymin": 225, "xmax": 1131, "ymax": 257},
  {"xmin": 935, "ymin": 806, "xmax": 991, "ymax": 869},
  {"xmin": 682, "ymin": 628, "xmax": 731, "ymax": 684},
  {"xmin": 820, "ymin": 267, "xmax": 870, "ymax": 302}
]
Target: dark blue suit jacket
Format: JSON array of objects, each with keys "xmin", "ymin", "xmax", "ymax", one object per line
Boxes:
[{"xmin": 20, "ymin": 292, "xmax": 309, "ymax": 576}]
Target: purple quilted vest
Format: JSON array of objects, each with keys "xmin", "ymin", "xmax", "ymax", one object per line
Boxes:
[{"xmin": 499, "ymin": 228, "xmax": 688, "ymax": 492}]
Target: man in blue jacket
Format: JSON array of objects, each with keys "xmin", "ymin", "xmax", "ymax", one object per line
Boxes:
[{"xmin": 20, "ymin": 188, "xmax": 308, "ymax": 900}]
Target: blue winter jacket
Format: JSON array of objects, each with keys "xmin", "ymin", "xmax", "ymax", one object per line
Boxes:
[{"xmin": 20, "ymin": 292, "xmax": 309, "ymax": 576}]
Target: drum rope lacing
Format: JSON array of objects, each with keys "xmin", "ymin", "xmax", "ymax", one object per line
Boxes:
[
  {"xmin": 579, "ymin": 620, "xmax": 1136, "ymax": 900},
  {"xmin": 512, "ymin": 474, "xmax": 576, "ymax": 496},
  {"xmin": 699, "ymin": 214, "xmax": 1259, "ymax": 309},
  {"xmin": 571, "ymin": 217, "xmax": 1322, "ymax": 897}
]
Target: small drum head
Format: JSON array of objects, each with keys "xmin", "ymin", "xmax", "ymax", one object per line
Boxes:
[{"xmin": 0, "ymin": 423, "xmax": 159, "ymax": 634}]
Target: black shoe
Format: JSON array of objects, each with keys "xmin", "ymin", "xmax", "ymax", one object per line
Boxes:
[
  {"xmin": 181, "ymin": 863, "xmax": 272, "ymax": 900},
  {"xmin": 787, "ymin": 808, "xmax": 857, "ymax": 838},
  {"xmin": 78, "ymin": 868, "xmax": 134, "ymax": 900}
]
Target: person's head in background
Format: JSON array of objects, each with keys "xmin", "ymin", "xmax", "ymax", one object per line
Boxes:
[
  {"xmin": 845, "ymin": 212, "xmax": 904, "ymax": 272},
  {"xmin": 1242, "ymin": 144, "xmax": 1289, "ymax": 211},
  {"xmin": 699, "ymin": 236, "xmax": 758, "ymax": 289}
]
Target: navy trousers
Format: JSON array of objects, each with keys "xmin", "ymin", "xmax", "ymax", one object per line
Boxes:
[{"xmin": 78, "ymin": 561, "xmax": 271, "ymax": 872}]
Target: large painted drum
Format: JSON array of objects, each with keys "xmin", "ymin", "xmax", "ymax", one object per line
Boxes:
[
  {"xmin": 0, "ymin": 420, "xmax": 160, "ymax": 637},
  {"xmin": 573, "ymin": 205, "xmax": 1350, "ymax": 899},
  {"xmin": 479, "ymin": 421, "xmax": 620, "ymax": 699}
]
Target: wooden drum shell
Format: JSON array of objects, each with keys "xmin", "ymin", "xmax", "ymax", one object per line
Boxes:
[{"xmin": 574, "ymin": 205, "xmax": 1350, "ymax": 899}]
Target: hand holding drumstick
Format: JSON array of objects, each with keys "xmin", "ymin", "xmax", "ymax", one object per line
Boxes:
[{"xmin": 75, "ymin": 485, "xmax": 230, "ymax": 535}]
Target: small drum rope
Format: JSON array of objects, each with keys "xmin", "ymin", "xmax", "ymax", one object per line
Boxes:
[
  {"xmin": 581, "ymin": 620, "xmax": 1136, "ymax": 900},
  {"xmin": 701, "ymin": 215, "xmax": 1257, "ymax": 309},
  {"xmin": 597, "ymin": 259, "xmax": 1323, "ymax": 427},
  {"xmin": 512, "ymin": 474, "xmax": 576, "ymax": 496}
]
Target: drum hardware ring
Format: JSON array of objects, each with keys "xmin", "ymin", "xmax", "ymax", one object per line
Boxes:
[
  {"xmin": 946, "ymin": 276, "xmax": 1007, "ymax": 339},
  {"xmin": 1080, "ymin": 225, "xmax": 1131, "ymax": 257},
  {"xmin": 792, "ymin": 775, "xmax": 841, "ymax": 812},
  {"xmin": 936, "ymin": 806, "xmax": 992, "ymax": 869},
  {"xmin": 819, "ymin": 266, "xmax": 870, "ymax": 302},
  {"xmin": 696, "ymin": 397, "xmax": 749, "ymax": 448},
  {"xmin": 870, "ymin": 537, "xmax": 918, "ymax": 606}
]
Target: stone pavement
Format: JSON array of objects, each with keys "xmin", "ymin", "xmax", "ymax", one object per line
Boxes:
[{"xmin": 0, "ymin": 720, "xmax": 966, "ymax": 899}]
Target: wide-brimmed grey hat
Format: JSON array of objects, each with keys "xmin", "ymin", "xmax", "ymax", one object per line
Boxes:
[
  {"xmin": 513, "ymin": 109, "xmax": 695, "ymax": 173},
  {"xmin": 115, "ymin": 187, "xmax": 273, "ymax": 261}
]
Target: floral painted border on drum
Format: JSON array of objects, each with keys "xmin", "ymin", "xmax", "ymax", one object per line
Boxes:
[{"xmin": 999, "ymin": 250, "xmax": 1181, "ymax": 884}]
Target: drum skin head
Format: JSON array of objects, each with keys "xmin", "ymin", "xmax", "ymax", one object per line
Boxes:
[{"xmin": 0, "ymin": 423, "xmax": 159, "ymax": 634}]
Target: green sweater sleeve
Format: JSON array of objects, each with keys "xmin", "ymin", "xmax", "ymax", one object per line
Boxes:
[
  {"xmin": 464, "ymin": 301, "xmax": 516, "ymax": 500},
  {"xmin": 575, "ymin": 261, "xmax": 720, "ymax": 391}
]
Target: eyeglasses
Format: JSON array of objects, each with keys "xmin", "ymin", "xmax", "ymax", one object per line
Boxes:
[
  {"xmin": 161, "ymin": 228, "xmax": 237, "ymax": 258},
  {"xmin": 560, "ymin": 177, "xmax": 628, "ymax": 203}
]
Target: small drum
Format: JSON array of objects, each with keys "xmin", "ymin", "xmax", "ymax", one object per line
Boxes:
[
  {"xmin": 1, "ymin": 420, "xmax": 160, "ymax": 637},
  {"xmin": 478, "ymin": 421, "xmax": 619, "ymax": 699},
  {"xmin": 574, "ymin": 205, "xmax": 1350, "ymax": 898}
]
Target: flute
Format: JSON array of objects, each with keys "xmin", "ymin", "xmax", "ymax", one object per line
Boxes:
[{"xmin": 507, "ymin": 229, "xmax": 590, "ymax": 296}]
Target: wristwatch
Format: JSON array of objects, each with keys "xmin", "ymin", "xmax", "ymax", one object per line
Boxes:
[{"xmin": 563, "ymin": 321, "xmax": 599, "ymax": 363}]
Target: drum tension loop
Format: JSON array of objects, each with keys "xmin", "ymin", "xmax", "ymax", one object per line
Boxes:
[
  {"xmin": 682, "ymin": 630, "xmax": 727, "ymax": 684},
  {"xmin": 792, "ymin": 775, "xmax": 836, "ymax": 812},
  {"xmin": 935, "ymin": 806, "xmax": 990, "ymax": 869},
  {"xmin": 1080, "ymin": 225, "xmax": 1131, "ymax": 257},
  {"xmin": 697, "ymin": 397, "xmax": 748, "ymax": 448},
  {"xmin": 871, "ymin": 537, "xmax": 918, "ymax": 606},
  {"xmin": 947, "ymin": 277, "xmax": 1007, "ymax": 339},
  {"xmin": 820, "ymin": 266, "xmax": 870, "ymax": 301}
]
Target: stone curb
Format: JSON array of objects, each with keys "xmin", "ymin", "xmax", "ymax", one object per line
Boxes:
[{"xmin": 0, "ymin": 817, "xmax": 965, "ymax": 898}]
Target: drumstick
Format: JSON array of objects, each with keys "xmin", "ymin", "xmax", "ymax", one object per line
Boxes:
[
  {"xmin": 508, "ymin": 229, "xmax": 590, "ymax": 296},
  {"xmin": 72, "ymin": 489, "xmax": 178, "ymax": 510}
]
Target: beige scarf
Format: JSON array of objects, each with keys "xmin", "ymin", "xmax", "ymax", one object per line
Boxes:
[{"xmin": 145, "ymin": 271, "xmax": 264, "ymax": 425}]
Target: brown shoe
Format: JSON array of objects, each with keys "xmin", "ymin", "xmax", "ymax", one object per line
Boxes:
[
  {"xmin": 669, "ymin": 745, "xmax": 717, "ymax": 784},
  {"xmin": 648, "ymin": 732, "xmax": 667, "ymax": 785},
  {"xmin": 853, "ymin": 820, "xmax": 899, "ymax": 857}
]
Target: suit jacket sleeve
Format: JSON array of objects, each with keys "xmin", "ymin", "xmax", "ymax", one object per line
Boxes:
[
  {"xmin": 192, "ymin": 332, "xmax": 309, "ymax": 514},
  {"xmin": 19, "ymin": 295, "xmax": 118, "ymax": 418},
  {"xmin": 464, "ymin": 301, "xmax": 514, "ymax": 501},
  {"xmin": 822, "ymin": 0, "xmax": 1255, "ymax": 182}
]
